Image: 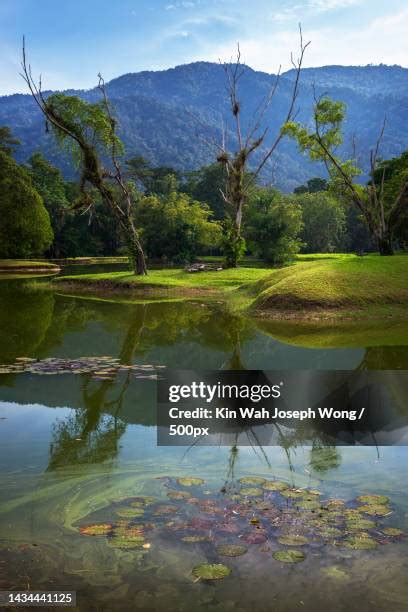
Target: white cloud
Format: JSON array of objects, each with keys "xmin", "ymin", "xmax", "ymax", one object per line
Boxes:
[{"xmin": 204, "ymin": 8, "xmax": 408, "ymax": 71}]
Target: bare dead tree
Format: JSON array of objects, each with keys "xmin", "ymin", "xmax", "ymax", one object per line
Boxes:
[
  {"xmin": 217, "ymin": 26, "xmax": 310, "ymax": 267},
  {"xmin": 20, "ymin": 40, "xmax": 147, "ymax": 274}
]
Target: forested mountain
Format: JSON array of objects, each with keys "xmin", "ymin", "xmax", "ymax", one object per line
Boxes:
[{"xmin": 1, "ymin": 62, "xmax": 407, "ymax": 191}]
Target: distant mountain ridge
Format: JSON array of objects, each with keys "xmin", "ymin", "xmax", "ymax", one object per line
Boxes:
[{"xmin": 1, "ymin": 62, "xmax": 407, "ymax": 191}]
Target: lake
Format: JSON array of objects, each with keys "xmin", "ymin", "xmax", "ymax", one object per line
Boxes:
[{"xmin": 0, "ymin": 278, "xmax": 407, "ymax": 611}]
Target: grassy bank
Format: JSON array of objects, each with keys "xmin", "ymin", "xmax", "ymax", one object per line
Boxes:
[
  {"xmin": 54, "ymin": 253, "xmax": 407, "ymax": 320},
  {"xmin": 0, "ymin": 259, "xmax": 60, "ymax": 274}
]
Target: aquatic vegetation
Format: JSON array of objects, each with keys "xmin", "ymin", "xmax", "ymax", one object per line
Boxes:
[
  {"xmin": 192, "ymin": 563, "xmax": 231, "ymax": 580},
  {"xmin": 239, "ymin": 476, "xmax": 266, "ymax": 485},
  {"xmin": 273, "ymin": 550, "xmax": 306, "ymax": 563},
  {"xmin": 358, "ymin": 504, "xmax": 392, "ymax": 516},
  {"xmin": 76, "ymin": 475, "xmax": 403, "ymax": 575},
  {"xmin": 381, "ymin": 527, "xmax": 405, "ymax": 537},
  {"xmin": 240, "ymin": 487, "xmax": 263, "ymax": 497},
  {"xmin": 277, "ymin": 535, "xmax": 308, "ymax": 546},
  {"xmin": 216, "ymin": 544, "xmax": 247, "ymax": 557},
  {"xmin": 0, "ymin": 356, "xmax": 166, "ymax": 378},
  {"xmin": 343, "ymin": 534, "xmax": 378, "ymax": 550},
  {"xmin": 79, "ymin": 523, "xmax": 112, "ymax": 536},
  {"xmin": 357, "ymin": 494, "xmax": 389, "ymax": 505},
  {"xmin": 181, "ymin": 535, "xmax": 210, "ymax": 543},
  {"xmin": 262, "ymin": 480, "xmax": 289, "ymax": 491},
  {"xmin": 177, "ymin": 477, "xmax": 205, "ymax": 487},
  {"xmin": 115, "ymin": 507, "xmax": 145, "ymax": 518}
]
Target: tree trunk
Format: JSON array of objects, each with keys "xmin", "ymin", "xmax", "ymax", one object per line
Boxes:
[
  {"xmin": 377, "ymin": 233, "xmax": 394, "ymax": 256},
  {"xmin": 127, "ymin": 231, "xmax": 147, "ymax": 275}
]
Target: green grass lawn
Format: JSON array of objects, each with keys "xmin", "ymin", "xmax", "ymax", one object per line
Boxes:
[{"xmin": 54, "ymin": 252, "xmax": 408, "ymax": 319}]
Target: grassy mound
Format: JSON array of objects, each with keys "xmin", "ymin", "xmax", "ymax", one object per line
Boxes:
[
  {"xmin": 251, "ymin": 254, "xmax": 408, "ymax": 313},
  {"xmin": 0, "ymin": 259, "xmax": 60, "ymax": 274}
]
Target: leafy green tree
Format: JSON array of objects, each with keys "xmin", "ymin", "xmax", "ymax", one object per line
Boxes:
[
  {"xmin": 244, "ymin": 189, "xmax": 303, "ymax": 264},
  {"xmin": 183, "ymin": 163, "xmax": 227, "ymax": 220},
  {"xmin": 0, "ymin": 151, "xmax": 53, "ymax": 257},
  {"xmin": 284, "ymin": 96, "xmax": 408, "ymax": 255},
  {"xmin": 22, "ymin": 52, "xmax": 147, "ymax": 273},
  {"xmin": 126, "ymin": 156, "xmax": 181, "ymax": 196},
  {"xmin": 294, "ymin": 177, "xmax": 328, "ymax": 194},
  {"xmin": 296, "ymin": 191, "xmax": 346, "ymax": 253},
  {"xmin": 135, "ymin": 190, "xmax": 222, "ymax": 263},
  {"xmin": 0, "ymin": 126, "xmax": 20, "ymax": 155}
]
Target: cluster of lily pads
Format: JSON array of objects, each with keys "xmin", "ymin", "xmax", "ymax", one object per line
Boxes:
[
  {"xmin": 0, "ymin": 356, "xmax": 165, "ymax": 380},
  {"xmin": 77, "ymin": 475, "xmax": 405, "ymax": 581}
]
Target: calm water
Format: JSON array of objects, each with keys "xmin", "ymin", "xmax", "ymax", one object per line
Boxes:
[{"xmin": 0, "ymin": 279, "xmax": 408, "ymax": 611}]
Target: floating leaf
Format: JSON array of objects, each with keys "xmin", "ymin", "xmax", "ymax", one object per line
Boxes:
[
  {"xmin": 358, "ymin": 504, "xmax": 391, "ymax": 517},
  {"xmin": 239, "ymin": 476, "xmax": 266, "ymax": 486},
  {"xmin": 177, "ymin": 477, "xmax": 205, "ymax": 487},
  {"xmin": 280, "ymin": 489, "xmax": 304, "ymax": 499},
  {"xmin": 343, "ymin": 534, "xmax": 378, "ymax": 550},
  {"xmin": 357, "ymin": 495, "xmax": 389, "ymax": 506},
  {"xmin": 240, "ymin": 487, "xmax": 263, "ymax": 497},
  {"xmin": 273, "ymin": 550, "xmax": 305, "ymax": 563},
  {"xmin": 296, "ymin": 500, "xmax": 321, "ymax": 511},
  {"xmin": 192, "ymin": 563, "xmax": 231, "ymax": 580},
  {"xmin": 262, "ymin": 480, "xmax": 288, "ymax": 491},
  {"xmin": 316, "ymin": 526, "xmax": 343, "ymax": 539},
  {"xmin": 79, "ymin": 523, "xmax": 112, "ymax": 536},
  {"xmin": 115, "ymin": 507, "xmax": 145, "ymax": 518},
  {"xmin": 216, "ymin": 544, "xmax": 247, "ymax": 557},
  {"xmin": 382, "ymin": 527, "xmax": 405, "ymax": 537},
  {"xmin": 109, "ymin": 534, "xmax": 145, "ymax": 549},
  {"xmin": 278, "ymin": 535, "xmax": 308, "ymax": 546},
  {"xmin": 346, "ymin": 518, "xmax": 376, "ymax": 531},
  {"xmin": 167, "ymin": 491, "xmax": 191, "ymax": 500}
]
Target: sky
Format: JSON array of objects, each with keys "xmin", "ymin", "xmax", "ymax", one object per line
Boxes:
[{"xmin": 0, "ymin": 0, "xmax": 407, "ymax": 95}]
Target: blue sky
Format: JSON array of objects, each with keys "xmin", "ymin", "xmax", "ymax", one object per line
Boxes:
[{"xmin": 0, "ymin": 0, "xmax": 407, "ymax": 95}]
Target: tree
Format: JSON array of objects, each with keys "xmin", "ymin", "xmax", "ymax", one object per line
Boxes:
[
  {"xmin": 294, "ymin": 177, "xmax": 328, "ymax": 194},
  {"xmin": 126, "ymin": 156, "xmax": 181, "ymax": 196},
  {"xmin": 28, "ymin": 152, "xmax": 70, "ymax": 257},
  {"xmin": 135, "ymin": 189, "xmax": 222, "ymax": 263},
  {"xmin": 215, "ymin": 28, "xmax": 309, "ymax": 267},
  {"xmin": 0, "ymin": 150, "xmax": 53, "ymax": 257},
  {"xmin": 244, "ymin": 188, "xmax": 303, "ymax": 264},
  {"xmin": 183, "ymin": 163, "xmax": 228, "ymax": 220},
  {"xmin": 0, "ymin": 126, "xmax": 20, "ymax": 155},
  {"xmin": 21, "ymin": 46, "xmax": 147, "ymax": 274},
  {"xmin": 296, "ymin": 191, "xmax": 346, "ymax": 253},
  {"xmin": 284, "ymin": 96, "xmax": 408, "ymax": 255}
]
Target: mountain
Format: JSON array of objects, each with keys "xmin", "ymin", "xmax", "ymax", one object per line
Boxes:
[{"xmin": 1, "ymin": 62, "xmax": 407, "ymax": 191}]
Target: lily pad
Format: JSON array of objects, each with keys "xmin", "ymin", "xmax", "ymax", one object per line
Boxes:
[
  {"xmin": 382, "ymin": 527, "xmax": 405, "ymax": 537},
  {"xmin": 115, "ymin": 507, "xmax": 145, "ymax": 518},
  {"xmin": 216, "ymin": 544, "xmax": 248, "ymax": 557},
  {"xmin": 280, "ymin": 489, "xmax": 304, "ymax": 499},
  {"xmin": 109, "ymin": 534, "xmax": 146, "ymax": 549},
  {"xmin": 343, "ymin": 534, "xmax": 378, "ymax": 550},
  {"xmin": 79, "ymin": 523, "xmax": 112, "ymax": 536},
  {"xmin": 296, "ymin": 500, "xmax": 321, "ymax": 511},
  {"xmin": 316, "ymin": 526, "xmax": 343, "ymax": 539},
  {"xmin": 357, "ymin": 494, "xmax": 389, "ymax": 505},
  {"xmin": 277, "ymin": 535, "xmax": 308, "ymax": 546},
  {"xmin": 240, "ymin": 487, "xmax": 263, "ymax": 497},
  {"xmin": 192, "ymin": 563, "xmax": 231, "ymax": 580},
  {"xmin": 346, "ymin": 518, "xmax": 376, "ymax": 531},
  {"xmin": 177, "ymin": 477, "xmax": 205, "ymax": 487},
  {"xmin": 154, "ymin": 505, "xmax": 178, "ymax": 515},
  {"xmin": 273, "ymin": 550, "xmax": 305, "ymax": 563},
  {"xmin": 262, "ymin": 480, "xmax": 288, "ymax": 491},
  {"xmin": 239, "ymin": 476, "xmax": 266, "ymax": 486},
  {"xmin": 358, "ymin": 504, "xmax": 391, "ymax": 517},
  {"xmin": 167, "ymin": 491, "xmax": 191, "ymax": 500}
]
